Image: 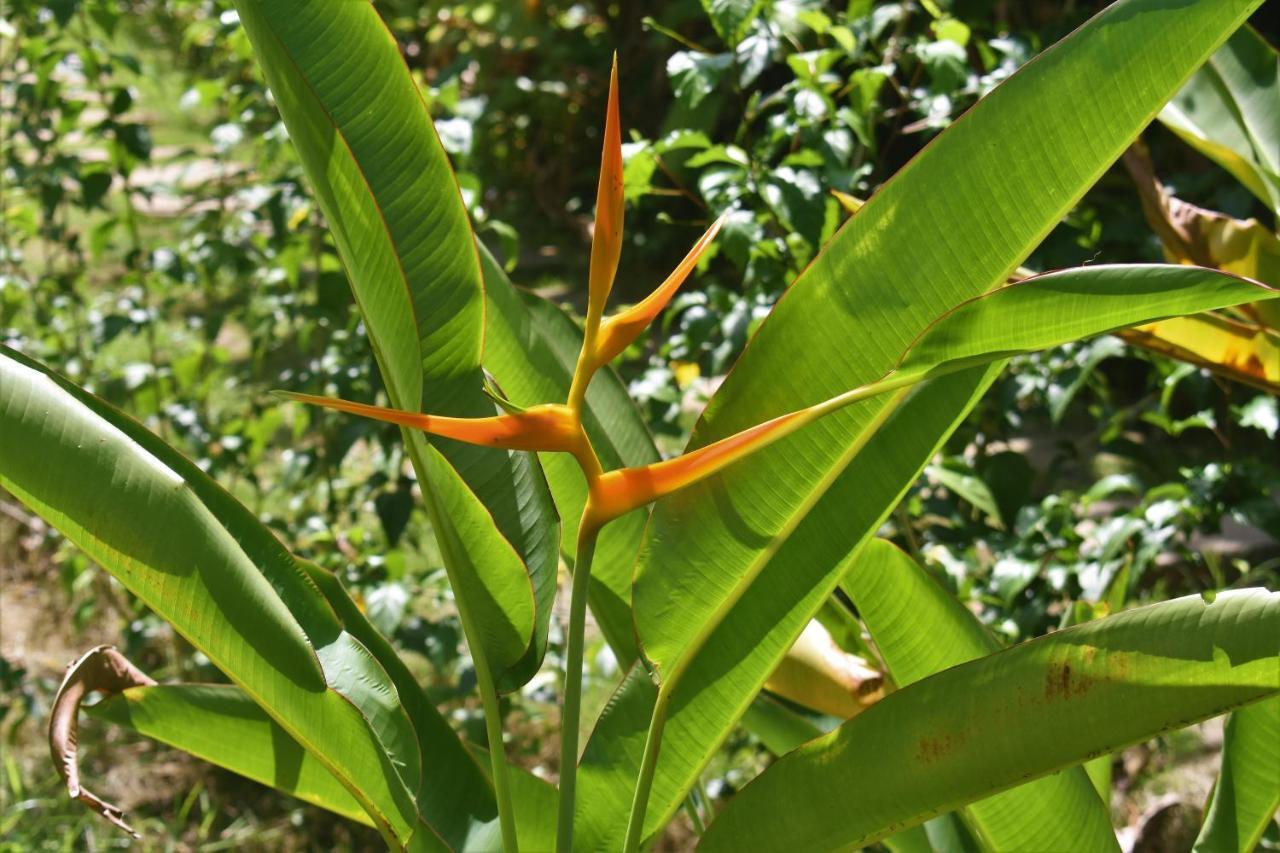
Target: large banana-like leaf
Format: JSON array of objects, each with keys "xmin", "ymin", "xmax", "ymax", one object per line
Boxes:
[
  {"xmin": 89, "ymin": 685, "xmax": 371, "ymax": 826},
  {"xmin": 232, "ymin": 0, "xmax": 558, "ymax": 690},
  {"xmin": 1159, "ymin": 25, "xmax": 1280, "ymax": 216},
  {"xmin": 577, "ymin": 3, "xmax": 1265, "ymax": 845},
  {"xmin": 843, "ymin": 540, "xmax": 1116, "ymax": 851},
  {"xmin": 301, "ymin": 562, "xmax": 513, "ymax": 849},
  {"xmin": 0, "ymin": 347, "xmax": 435, "ymax": 849},
  {"xmin": 1194, "ymin": 694, "xmax": 1280, "ymax": 852},
  {"xmin": 700, "ymin": 589, "xmax": 1280, "ymax": 852}
]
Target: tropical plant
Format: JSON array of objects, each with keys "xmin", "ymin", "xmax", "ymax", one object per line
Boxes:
[
  {"xmin": 4, "ymin": 1, "xmax": 1278, "ymax": 851},
  {"xmin": 1119, "ymin": 24, "xmax": 1280, "ymax": 392}
]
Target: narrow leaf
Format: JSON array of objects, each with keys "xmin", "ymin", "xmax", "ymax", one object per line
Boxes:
[
  {"xmin": 701, "ymin": 590, "xmax": 1280, "ymax": 852},
  {"xmin": 1194, "ymin": 694, "xmax": 1280, "ymax": 852},
  {"xmin": 233, "ymin": 0, "xmax": 558, "ymax": 690},
  {"xmin": 842, "ymin": 540, "xmax": 1117, "ymax": 851},
  {"xmin": 90, "ymin": 684, "xmax": 372, "ymax": 827}
]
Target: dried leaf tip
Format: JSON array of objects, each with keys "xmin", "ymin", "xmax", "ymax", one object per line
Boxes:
[{"xmin": 50, "ymin": 646, "xmax": 156, "ymax": 839}]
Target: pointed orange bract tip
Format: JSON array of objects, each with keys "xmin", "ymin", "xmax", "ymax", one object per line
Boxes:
[
  {"xmin": 586, "ymin": 55, "xmax": 625, "ymax": 331},
  {"xmin": 278, "ymin": 392, "xmax": 581, "ymax": 453},
  {"xmin": 595, "ymin": 213, "xmax": 727, "ymax": 366},
  {"xmin": 586, "ymin": 408, "xmax": 811, "ymax": 522}
]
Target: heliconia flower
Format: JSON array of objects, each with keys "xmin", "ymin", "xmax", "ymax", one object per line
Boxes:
[
  {"xmin": 593, "ymin": 213, "xmax": 727, "ymax": 368},
  {"xmin": 276, "ymin": 391, "xmax": 583, "ymax": 454},
  {"xmin": 278, "ymin": 56, "xmax": 914, "ymax": 533}
]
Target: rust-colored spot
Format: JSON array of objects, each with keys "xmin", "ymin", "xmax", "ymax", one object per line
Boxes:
[
  {"xmin": 1045, "ymin": 659, "xmax": 1094, "ymax": 701},
  {"xmin": 916, "ymin": 732, "xmax": 962, "ymax": 764}
]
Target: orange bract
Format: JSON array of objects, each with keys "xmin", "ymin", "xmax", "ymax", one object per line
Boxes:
[
  {"xmin": 278, "ymin": 392, "xmax": 582, "ymax": 453},
  {"xmin": 278, "ymin": 61, "xmax": 874, "ymax": 534},
  {"xmin": 586, "ymin": 54, "xmax": 625, "ymax": 331},
  {"xmin": 595, "ymin": 214, "xmax": 727, "ymax": 368}
]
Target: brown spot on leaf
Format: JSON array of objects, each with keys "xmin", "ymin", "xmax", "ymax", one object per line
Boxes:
[
  {"xmin": 1045, "ymin": 659, "xmax": 1094, "ymax": 702},
  {"xmin": 916, "ymin": 731, "xmax": 966, "ymax": 764}
]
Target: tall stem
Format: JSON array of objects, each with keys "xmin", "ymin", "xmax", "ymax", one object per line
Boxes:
[
  {"xmin": 623, "ymin": 682, "xmax": 672, "ymax": 852},
  {"xmin": 473, "ymin": 628, "xmax": 519, "ymax": 852},
  {"xmin": 556, "ymin": 524, "xmax": 600, "ymax": 852}
]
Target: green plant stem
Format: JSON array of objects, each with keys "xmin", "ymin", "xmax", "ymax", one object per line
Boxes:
[
  {"xmin": 624, "ymin": 682, "xmax": 672, "ymax": 851},
  {"xmin": 473, "ymin": 626, "xmax": 519, "ymax": 853},
  {"xmin": 682, "ymin": 793, "xmax": 706, "ymax": 835},
  {"xmin": 556, "ymin": 524, "xmax": 600, "ymax": 853}
]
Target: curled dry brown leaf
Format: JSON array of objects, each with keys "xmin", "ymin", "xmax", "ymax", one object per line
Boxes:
[{"xmin": 49, "ymin": 645, "xmax": 157, "ymax": 838}]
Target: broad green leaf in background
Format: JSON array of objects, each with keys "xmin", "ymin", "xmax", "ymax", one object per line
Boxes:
[
  {"xmin": 700, "ymin": 0, "xmax": 765, "ymax": 47},
  {"xmin": 700, "ymin": 590, "xmax": 1280, "ymax": 852},
  {"xmin": 578, "ymin": 2, "xmax": 1264, "ymax": 847},
  {"xmin": 843, "ymin": 540, "xmax": 1117, "ymax": 851},
  {"xmin": 91, "ymin": 685, "xmax": 371, "ymax": 827},
  {"xmin": 301, "ymin": 562, "xmax": 506, "ymax": 849},
  {"xmin": 233, "ymin": 0, "xmax": 559, "ymax": 691},
  {"xmin": 1159, "ymin": 25, "xmax": 1280, "ymax": 216},
  {"xmin": 1194, "ymin": 694, "xmax": 1280, "ymax": 852},
  {"xmin": 0, "ymin": 347, "xmax": 431, "ymax": 850}
]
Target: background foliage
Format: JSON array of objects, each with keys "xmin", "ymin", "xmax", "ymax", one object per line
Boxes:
[{"xmin": 2, "ymin": 0, "xmax": 1276, "ymax": 849}]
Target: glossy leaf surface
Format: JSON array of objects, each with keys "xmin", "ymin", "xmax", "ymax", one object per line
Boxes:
[
  {"xmin": 91, "ymin": 685, "xmax": 371, "ymax": 826},
  {"xmin": 843, "ymin": 540, "xmax": 1116, "ymax": 851},
  {"xmin": 701, "ymin": 590, "xmax": 1280, "ymax": 852},
  {"xmin": 1160, "ymin": 25, "xmax": 1280, "ymax": 215},
  {"xmin": 1194, "ymin": 694, "xmax": 1280, "ymax": 852},
  {"xmin": 0, "ymin": 347, "xmax": 431, "ymax": 849},
  {"xmin": 579, "ymin": 3, "xmax": 1263, "ymax": 845},
  {"xmin": 233, "ymin": 0, "xmax": 558, "ymax": 688}
]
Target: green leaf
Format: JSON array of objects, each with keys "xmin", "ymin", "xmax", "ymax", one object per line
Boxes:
[
  {"xmin": 1194, "ymin": 694, "xmax": 1280, "ymax": 852},
  {"xmin": 1159, "ymin": 25, "xmax": 1280, "ymax": 215},
  {"xmin": 233, "ymin": 0, "xmax": 558, "ymax": 689},
  {"xmin": 90, "ymin": 685, "xmax": 371, "ymax": 827},
  {"xmin": 581, "ymin": 2, "xmax": 1264, "ymax": 846},
  {"xmin": 843, "ymin": 540, "xmax": 1117, "ymax": 851},
  {"xmin": 892, "ymin": 265, "xmax": 1277, "ymax": 386},
  {"xmin": 699, "ymin": 0, "xmax": 764, "ymax": 47},
  {"xmin": 301, "ymin": 562, "xmax": 505, "ymax": 849},
  {"xmin": 478, "ymin": 242, "xmax": 659, "ymax": 665},
  {"xmin": 576, "ymin": 364, "xmax": 1004, "ymax": 847},
  {"xmin": 0, "ymin": 347, "xmax": 432, "ymax": 849},
  {"xmin": 92, "ymin": 681, "xmax": 563, "ymax": 853},
  {"xmin": 701, "ymin": 589, "xmax": 1280, "ymax": 851}
]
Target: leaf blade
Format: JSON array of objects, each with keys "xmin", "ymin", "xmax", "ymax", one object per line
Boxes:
[
  {"xmin": 700, "ymin": 590, "xmax": 1280, "ymax": 852},
  {"xmin": 843, "ymin": 540, "xmax": 1117, "ymax": 852}
]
